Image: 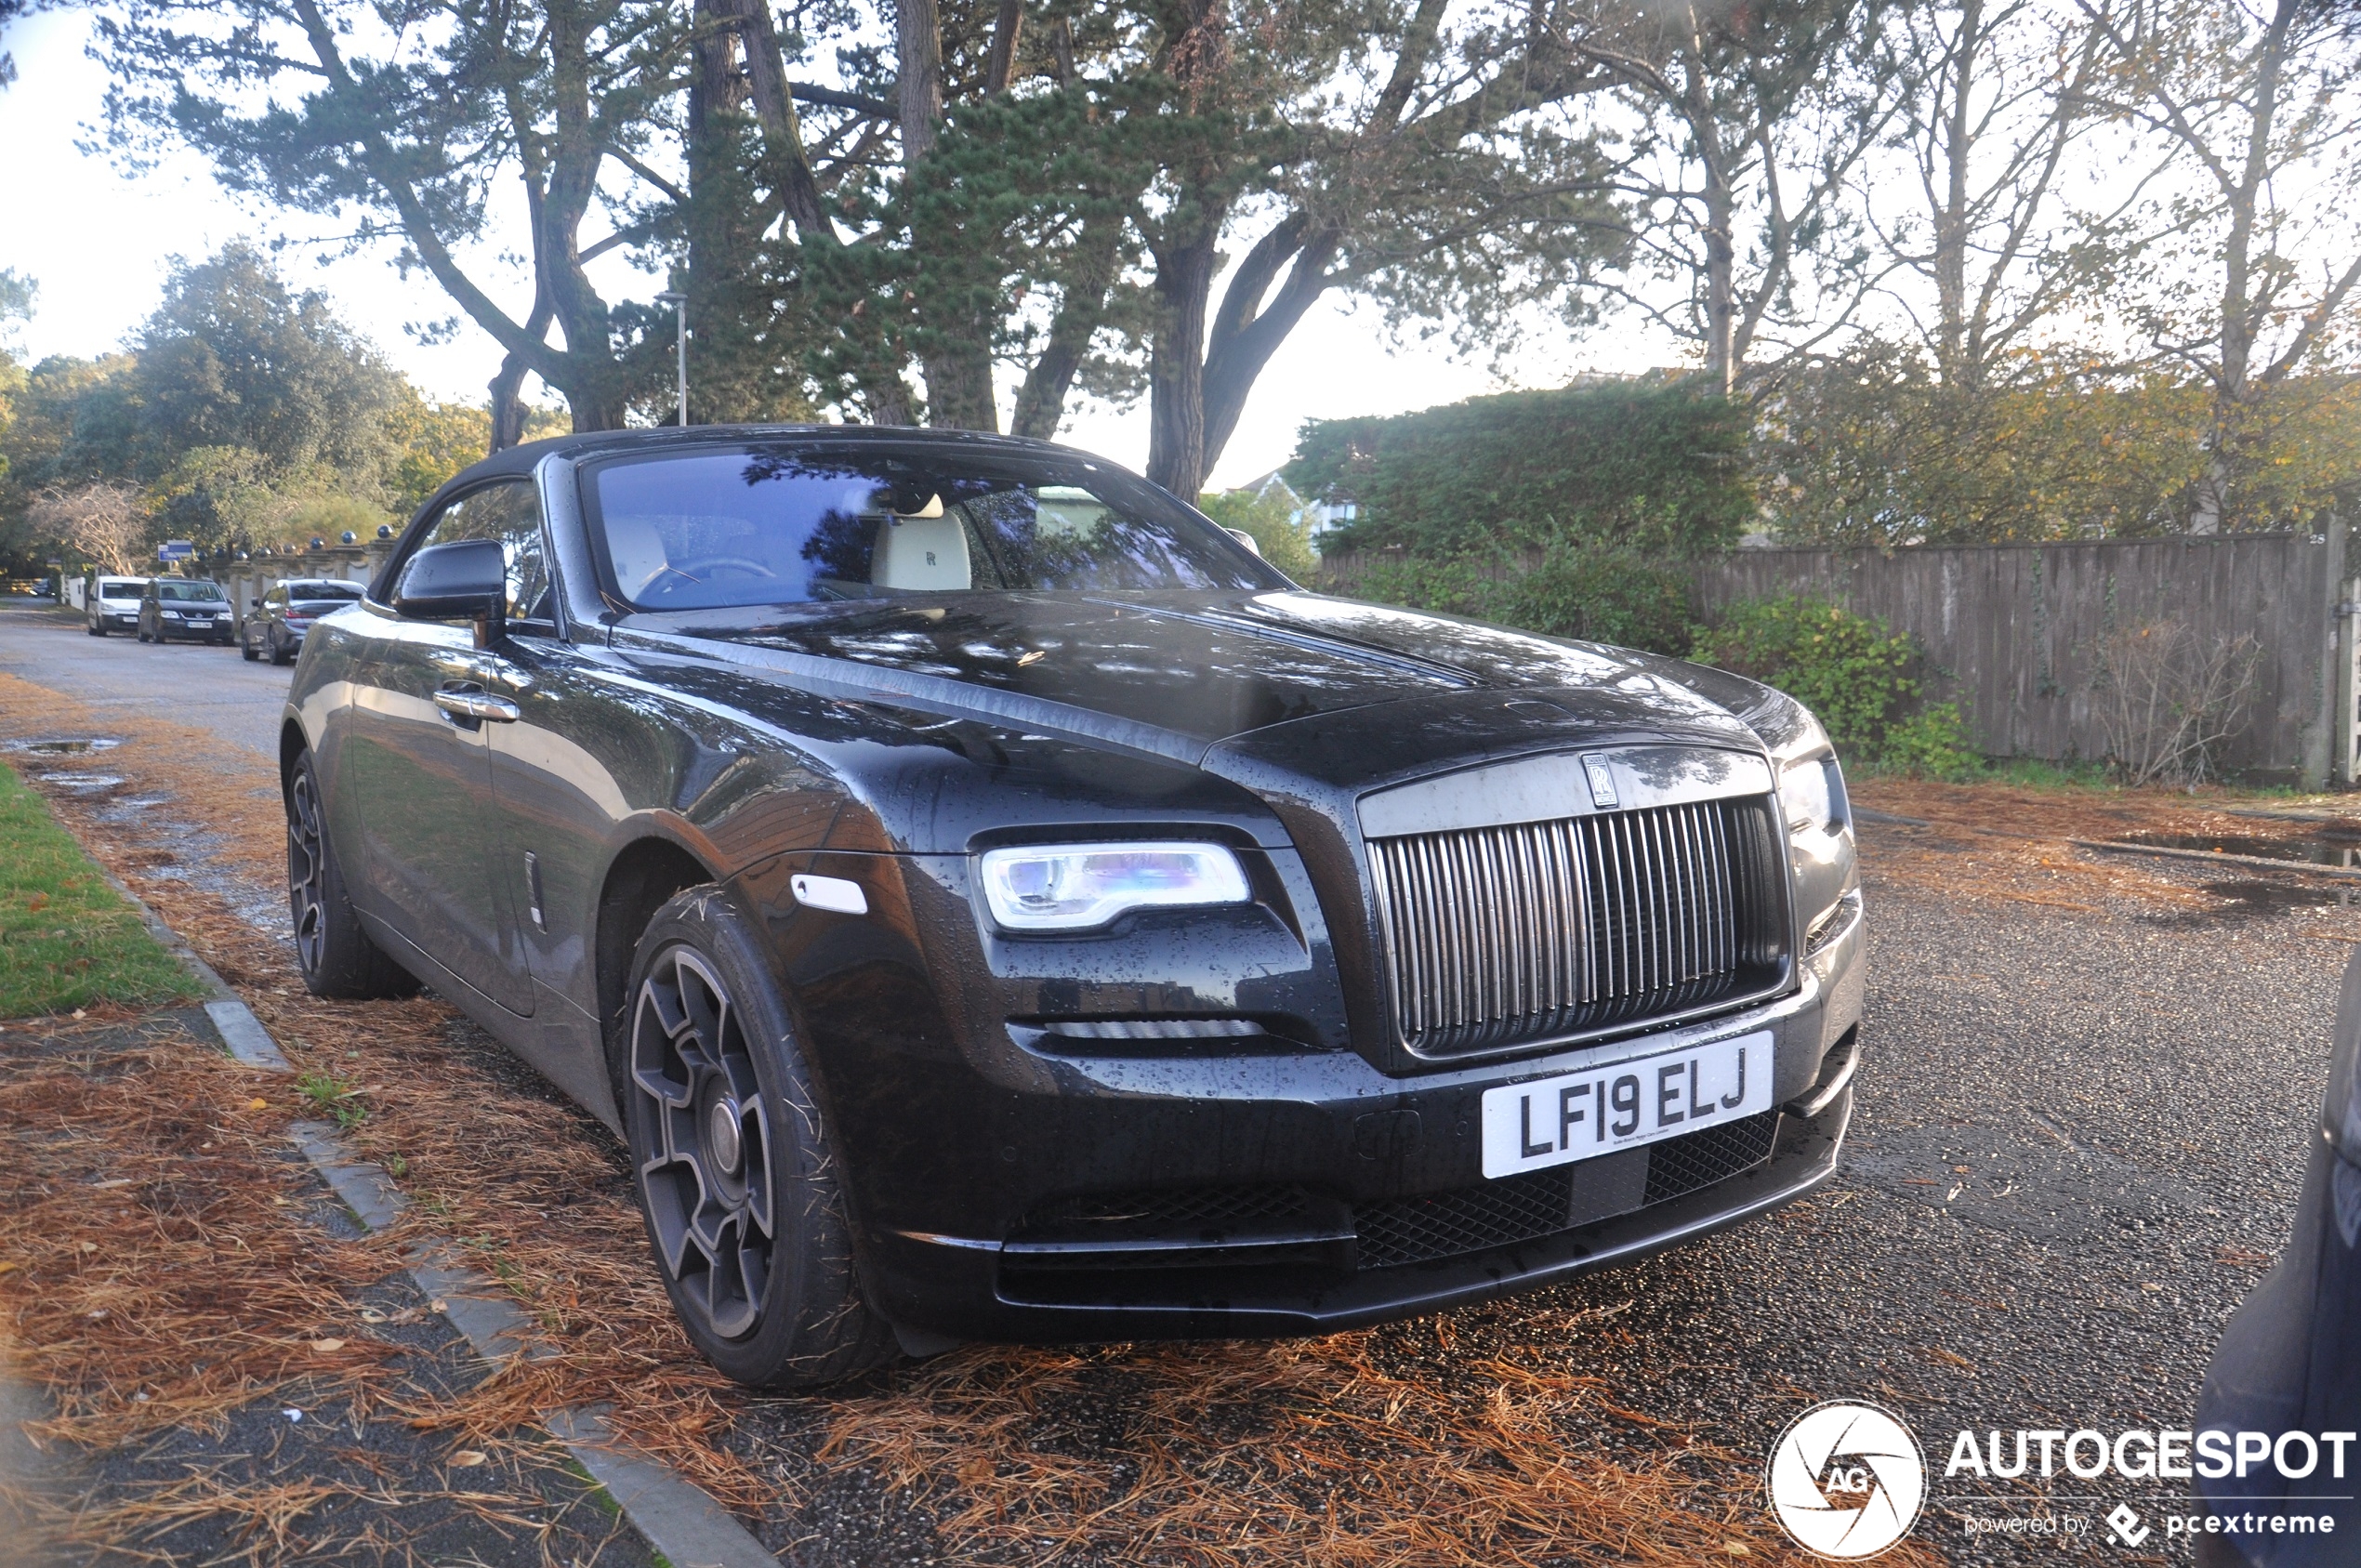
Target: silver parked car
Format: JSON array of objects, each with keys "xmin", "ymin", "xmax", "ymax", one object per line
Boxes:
[{"xmin": 242, "ymin": 578, "xmax": 364, "ymax": 665}]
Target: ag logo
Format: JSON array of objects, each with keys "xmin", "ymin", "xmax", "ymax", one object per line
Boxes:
[{"xmin": 1764, "ymin": 1400, "xmax": 1928, "ymax": 1559}]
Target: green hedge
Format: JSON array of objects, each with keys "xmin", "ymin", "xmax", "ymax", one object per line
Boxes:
[
  {"xmin": 1689, "ymin": 597, "xmax": 1980, "ymax": 777},
  {"xmin": 1286, "ymin": 381, "xmax": 1755, "ymax": 558},
  {"xmin": 1352, "ymin": 547, "xmax": 1697, "ymax": 655}
]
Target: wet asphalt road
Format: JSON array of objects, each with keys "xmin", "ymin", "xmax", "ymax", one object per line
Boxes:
[{"xmin": 0, "ymin": 600, "xmax": 291, "ymax": 758}]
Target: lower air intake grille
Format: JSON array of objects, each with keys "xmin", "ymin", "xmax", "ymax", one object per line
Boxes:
[
  {"xmin": 1353, "ymin": 1112, "xmax": 1783, "ymax": 1270},
  {"xmin": 1642, "ymin": 1111, "xmax": 1780, "ymax": 1206},
  {"xmin": 1353, "ymin": 1166, "xmax": 1574, "ymax": 1272},
  {"xmin": 1013, "ymin": 1184, "xmax": 1316, "ymax": 1243}
]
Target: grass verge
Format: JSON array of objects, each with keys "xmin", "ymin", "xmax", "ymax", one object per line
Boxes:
[{"xmin": 0, "ymin": 758, "xmax": 200, "ymax": 1017}]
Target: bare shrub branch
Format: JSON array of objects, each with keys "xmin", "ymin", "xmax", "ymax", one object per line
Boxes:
[
  {"xmin": 2091, "ymin": 620, "xmax": 2262, "ymax": 784},
  {"xmin": 29, "ymin": 484, "xmax": 152, "ymax": 577}
]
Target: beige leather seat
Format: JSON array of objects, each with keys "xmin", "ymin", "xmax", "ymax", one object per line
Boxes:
[
  {"xmin": 871, "ymin": 515, "xmax": 971, "ymax": 590},
  {"xmin": 607, "ymin": 515, "xmax": 675, "ymax": 599}
]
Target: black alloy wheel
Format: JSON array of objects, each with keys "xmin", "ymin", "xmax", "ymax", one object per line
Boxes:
[
  {"xmin": 284, "ymin": 752, "xmax": 417, "ymax": 999},
  {"xmin": 632, "ymin": 945, "xmax": 775, "ymax": 1339},
  {"xmin": 622, "ymin": 889, "xmax": 894, "ymax": 1387}
]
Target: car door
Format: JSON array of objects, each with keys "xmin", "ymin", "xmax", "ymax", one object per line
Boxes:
[
  {"xmin": 460, "ymin": 479, "xmax": 633, "ymax": 1025},
  {"xmin": 343, "ymin": 482, "xmax": 538, "ymax": 1016}
]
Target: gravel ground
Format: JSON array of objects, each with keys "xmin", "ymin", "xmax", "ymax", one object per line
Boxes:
[{"xmin": 1549, "ymin": 837, "xmax": 2341, "ymax": 1563}]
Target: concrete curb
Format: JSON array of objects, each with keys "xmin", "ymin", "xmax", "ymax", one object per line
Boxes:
[
  {"xmin": 284, "ymin": 1124, "xmax": 781, "ymax": 1568},
  {"xmin": 91, "ymin": 863, "xmax": 288, "ymax": 1071},
  {"xmin": 547, "ymin": 1405, "xmax": 787, "ymax": 1568},
  {"xmin": 96, "ymin": 878, "xmax": 777, "ymax": 1566},
  {"xmin": 287, "ymin": 1122, "xmax": 547, "ymax": 1368}
]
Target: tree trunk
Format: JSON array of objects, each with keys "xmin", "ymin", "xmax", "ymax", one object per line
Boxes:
[
  {"xmin": 488, "ymin": 298, "xmax": 556, "ymax": 453},
  {"xmin": 2193, "ymin": 0, "xmax": 2296, "ymax": 534},
  {"xmin": 1688, "ymin": 59, "xmax": 1737, "ymax": 397},
  {"xmin": 542, "ymin": 2, "xmax": 621, "ymax": 429},
  {"xmin": 1933, "ymin": 0, "xmax": 1977, "ymax": 387},
  {"xmin": 1146, "ymin": 233, "xmax": 1220, "ymax": 495},
  {"xmin": 897, "ymin": 0, "xmax": 943, "ymax": 158},
  {"xmin": 1198, "ymin": 228, "xmax": 1339, "ymax": 478},
  {"xmin": 719, "ymin": 0, "xmax": 832, "ymax": 236},
  {"xmin": 1010, "ymin": 217, "xmax": 1122, "ymax": 441},
  {"xmin": 895, "ymin": 0, "xmax": 996, "ymax": 429},
  {"xmin": 983, "ymin": 0, "xmax": 1023, "ymax": 95}
]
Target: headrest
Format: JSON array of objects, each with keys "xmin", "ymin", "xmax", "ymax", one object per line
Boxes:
[
  {"xmin": 606, "ymin": 516, "xmax": 672, "ymax": 598},
  {"xmin": 871, "ymin": 515, "xmax": 971, "ymax": 591}
]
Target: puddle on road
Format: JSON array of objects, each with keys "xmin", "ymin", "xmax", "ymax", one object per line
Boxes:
[
  {"xmin": 2201, "ymin": 878, "xmax": 2354, "ymax": 913},
  {"xmin": 2119, "ymin": 830, "xmax": 2361, "ymax": 866},
  {"xmin": 34, "ymin": 771, "xmax": 126, "ymax": 794},
  {"xmin": 1, "ymin": 736, "xmax": 125, "ymax": 755}
]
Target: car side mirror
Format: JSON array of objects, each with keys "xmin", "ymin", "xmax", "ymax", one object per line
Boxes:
[
  {"xmin": 1224, "ymin": 527, "xmax": 1264, "ymax": 558},
  {"xmin": 393, "ymin": 538, "xmax": 508, "ymax": 647}
]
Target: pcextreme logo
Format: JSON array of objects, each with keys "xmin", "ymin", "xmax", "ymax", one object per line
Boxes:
[{"xmin": 1765, "ymin": 1401, "xmax": 1930, "ymax": 1560}]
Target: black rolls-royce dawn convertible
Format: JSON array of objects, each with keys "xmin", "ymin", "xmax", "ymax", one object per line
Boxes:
[{"xmin": 281, "ymin": 426, "xmax": 1866, "ymax": 1388}]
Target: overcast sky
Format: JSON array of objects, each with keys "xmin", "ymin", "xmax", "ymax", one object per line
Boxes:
[{"xmin": 0, "ymin": 11, "xmax": 1658, "ymax": 490}]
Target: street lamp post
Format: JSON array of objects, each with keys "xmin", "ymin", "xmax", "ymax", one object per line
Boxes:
[{"xmin": 655, "ymin": 290, "xmax": 687, "ymax": 426}]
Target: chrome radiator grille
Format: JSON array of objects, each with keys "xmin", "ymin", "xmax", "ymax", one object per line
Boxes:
[{"xmin": 1367, "ymin": 796, "xmax": 1787, "ymax": 1056}]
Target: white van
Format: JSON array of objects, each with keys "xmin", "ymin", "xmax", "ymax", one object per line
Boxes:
[{"xmin": 86, "ymin": 575, "xmax": 152, "ymax": 636}]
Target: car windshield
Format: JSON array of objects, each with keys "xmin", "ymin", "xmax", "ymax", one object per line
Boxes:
[
  {"xmin": 158, "ymin": 581, "xmax": 225, "ymax": 602},
  {"xmin": 287, "ymin": 582, "xmax": 362, "ymax": 603},
  {"xmin": 98, "ymin": 581, "xmax": 142, "ymax": 599},
  {"xmin": 580, "ymin": 445, "xmax": 1283, "ymax": 612}
]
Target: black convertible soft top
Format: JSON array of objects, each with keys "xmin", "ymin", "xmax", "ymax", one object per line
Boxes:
[{"xmin": 412, "ymin": 423, "xmax": 1096, "ymax": 532}]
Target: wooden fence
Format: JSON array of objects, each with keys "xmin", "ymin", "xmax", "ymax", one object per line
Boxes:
[{"xmin": 1318, "ymin": 531, "xmax": 2357, "ymax": 784}]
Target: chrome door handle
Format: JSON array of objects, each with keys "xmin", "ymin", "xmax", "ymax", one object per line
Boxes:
[{"xmin": 433, "ymin": 690, "xmax": 521, "ymax": 724}]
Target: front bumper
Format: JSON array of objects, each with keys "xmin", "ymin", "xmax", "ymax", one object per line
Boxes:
[{"xmin": 759, "ymin": 841, "xmax": 1868, "ymax": 1343}]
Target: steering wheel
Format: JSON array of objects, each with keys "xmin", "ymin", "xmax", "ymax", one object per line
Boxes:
[{"xmin": 693, "ymin": 558, "xmax": 779, "ymax": 582}]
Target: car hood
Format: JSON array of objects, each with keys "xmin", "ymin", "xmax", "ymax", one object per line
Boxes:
[{"xmin": 625, "ymin": 590, "xmax": 1763, "ymax": 754}]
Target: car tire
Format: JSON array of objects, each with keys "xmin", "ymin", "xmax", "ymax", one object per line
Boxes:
[
  {"xmin": 87, "ymin": 621, "xmax": 102, "ymax": 637},
  {"xmin": 270, "ymin": 634, "xmax": 293, "ymax": 666},
  {"xmin": 137, "ymin": 626, "xmax": 150, "ymax": 642},
  {"xmin": 621, "ymin": 889, "xmax": 896, "ymax": 1389},
  {"xmin": 284, "ymin": 751, "xmax": 418, "ymax": 1000},
  {"xmin": 241, "ymin": 633, "xmax": 259, "ymax": 662}
]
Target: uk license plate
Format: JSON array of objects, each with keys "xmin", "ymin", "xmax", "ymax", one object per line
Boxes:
[{"xmin": 1481, "ymin": 1030, "xmax": 1774, "ymax": 1179}]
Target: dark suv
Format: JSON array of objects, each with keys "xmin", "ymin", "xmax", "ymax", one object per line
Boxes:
[
  {"xmin": 243, "ymin": 578, "xmax": 363, "ymax": 665},
  {"xmin": 138, "ymin": 578, "xmax": 234, "ymax": 644}
]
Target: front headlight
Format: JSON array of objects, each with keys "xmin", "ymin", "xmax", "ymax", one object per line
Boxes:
[
  {"xmin": 978, "ymin": 841, "xmax": 1251, "ymax": 932},
  {"xmin": 1779, "ymin": 753, "xmax": 1848, "ymax": 834},
  {"xmin": 1773, "ymin": 709, "xmax": 1849, "ymax": 834}
]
